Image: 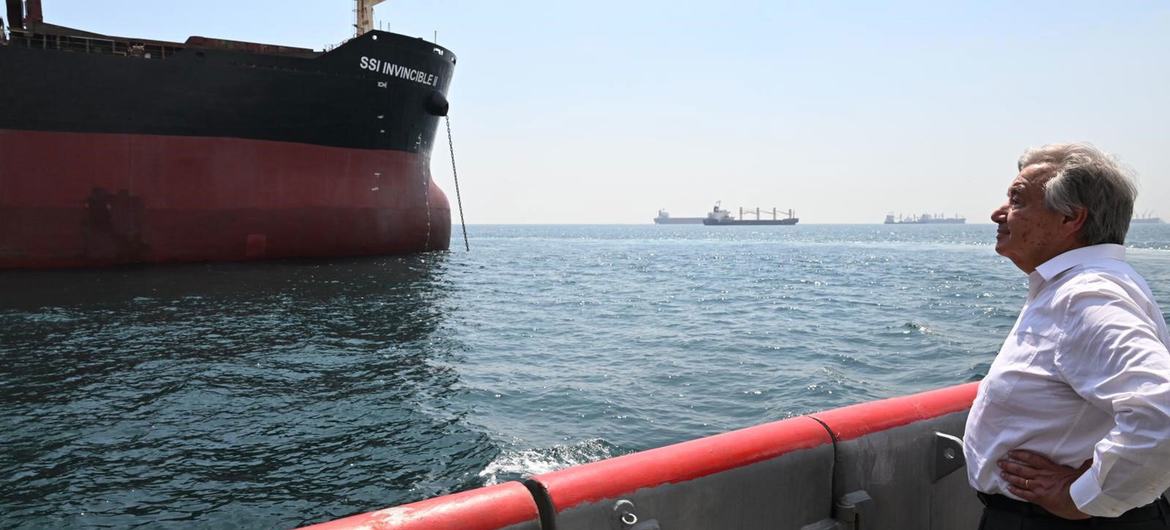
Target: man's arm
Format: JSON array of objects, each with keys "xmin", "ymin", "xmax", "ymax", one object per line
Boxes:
[{"xmin": 1053, "ymin": 284, "xmax": 1170, "ymax": 517}]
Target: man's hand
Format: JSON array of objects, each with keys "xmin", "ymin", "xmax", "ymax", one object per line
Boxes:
[{"xmin": 998, "ymin": 450, "xmax": 1092, "ymax": 520}]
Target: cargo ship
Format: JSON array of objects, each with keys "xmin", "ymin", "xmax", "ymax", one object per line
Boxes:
[
  {"xmin": 0, "ymin": 0, "xmax": 455, "ymax": 269},
  {"xmin": 1132, "ymin": 213, "xmax": 1164, "ymax": 224},
  {"xmin": 884, "ymin": 213, "xmax": 965, "ymax": 224},
  {"xmin": 652, "ymin": 209, "xmax": 704, "ymax": 224},
  {"xmin": 702, "ymin": 203, "xmax": 799, "ymax": 226}
]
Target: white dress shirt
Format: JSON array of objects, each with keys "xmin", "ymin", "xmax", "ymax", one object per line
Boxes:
[{"xmin": 964, "ymin": 244, "xmax": 1170, "ymax": 517}]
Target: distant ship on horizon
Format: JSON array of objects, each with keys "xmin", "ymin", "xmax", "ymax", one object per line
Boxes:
[
  {"xmin": 653, "ymin": 209, "xmax": 705, "ymax": 224},
  {"xmin": 703, "ymin": 203, "xmax": 799, "ymax": 226},
  {"xmin": 1131, "ymin": 212, "xmax": 1164, "ymax": 224},
  {"xmin": 884, "ymin": 213, "xmax": 966, "ymax": 224}
]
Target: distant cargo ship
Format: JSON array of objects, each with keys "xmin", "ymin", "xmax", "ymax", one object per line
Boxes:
[
  {"xmin": 653, "ymin": 209, "xmax": 704, "ymax": 224},
  {"xmin": 703, "ymin": 204, "xmax": 798, "ymax": 226},
  {"xmin": 0, "ymin": 0, "xmax": 455, "ymax": 269},
  {"xmin": 1131, "ymin": 213, "xmax": 1164, "ymax": 224},
  {"xmin": 884, "ymin": 213, "xmax": 965, "ymax": 224}
]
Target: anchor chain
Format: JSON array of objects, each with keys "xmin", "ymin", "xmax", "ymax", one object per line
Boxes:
[{"xmin": 444, "ymin": 115, "xmax": 470, "ymax": 251}]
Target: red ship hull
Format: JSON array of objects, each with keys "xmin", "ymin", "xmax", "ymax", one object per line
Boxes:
[{"xmin": 0, "ymin": 129, "xmax": 452, "ymax": 268}]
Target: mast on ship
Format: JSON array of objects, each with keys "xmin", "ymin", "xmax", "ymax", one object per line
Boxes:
[
  {"xmin": 355, "ymin": 0, "xmax": 387, "ymax": 36},
  {"xmin": 5, "ymin": 0, "xmax": 44, "ymax": 34}
]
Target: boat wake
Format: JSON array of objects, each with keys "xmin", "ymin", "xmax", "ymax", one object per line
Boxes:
[{"xmin": 478, "ymin": 438, "xmax": 623, "ymax": 485}]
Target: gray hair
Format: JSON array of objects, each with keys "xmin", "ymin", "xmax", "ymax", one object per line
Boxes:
[{"xmin": 1017, "ymin": 143, "xmax": 1137, "ymax": 245}]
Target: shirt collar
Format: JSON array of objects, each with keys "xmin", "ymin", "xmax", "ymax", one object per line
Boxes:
[{"xmin": 1034, "ymin": 243, "xmax": 1126, "ymax": 282}]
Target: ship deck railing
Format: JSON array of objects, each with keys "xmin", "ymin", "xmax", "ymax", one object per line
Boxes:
[{"xmin": 6, "ymin": 29, "xmax": 183, "ymax": 59}]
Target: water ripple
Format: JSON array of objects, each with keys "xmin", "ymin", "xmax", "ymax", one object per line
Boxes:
[{"xmin": 3, "ymin": 225, "xmax": 1170, "ymax": 528}]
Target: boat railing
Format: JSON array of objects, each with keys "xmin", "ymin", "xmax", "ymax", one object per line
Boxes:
[
  {"xmin": 7, "ymin": 29, "xmax": 183, "ymax": 59},
  {"xmin": 300, "ymin": 383, "xmax": 985, "ymax": 530}
]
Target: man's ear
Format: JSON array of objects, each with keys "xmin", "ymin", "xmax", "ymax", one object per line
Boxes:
[{"xmin": 1063, "ymin": 206, "xmax": 1088, "ymax": 237}]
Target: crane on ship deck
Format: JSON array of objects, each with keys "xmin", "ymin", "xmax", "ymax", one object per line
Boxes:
[{"xmin": 355, "ymin": 0, "xmax": 388, "ymax": 36}]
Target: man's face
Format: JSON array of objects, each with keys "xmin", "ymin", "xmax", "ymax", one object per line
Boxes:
[{"xmin": 991, "ymin": 166, "xmax": 1072, "ymax": 273}]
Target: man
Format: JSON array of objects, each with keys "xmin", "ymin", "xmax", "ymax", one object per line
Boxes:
[{"xmin": 964, "ymin": 143, "xmax": 1170, "ymax": 529}]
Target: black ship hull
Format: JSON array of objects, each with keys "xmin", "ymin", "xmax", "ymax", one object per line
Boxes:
[{"xmin": 1, "ymin": 29, "xmax": 455, "ymax": 151}]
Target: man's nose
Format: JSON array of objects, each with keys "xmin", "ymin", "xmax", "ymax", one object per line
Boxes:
[{"xmin": 990, "ymin": 203, "xmax": 1007, "ymax": 223}]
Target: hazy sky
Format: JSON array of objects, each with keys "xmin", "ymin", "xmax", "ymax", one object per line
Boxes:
[{"xmin": 34, "ymin": 0, "xmax": 1170, "ymax": 223}]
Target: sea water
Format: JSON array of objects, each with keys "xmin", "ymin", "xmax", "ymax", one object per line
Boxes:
[{"xmin": 3, "ymin": 224, "xmax": 1169, "ymax": 529}]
